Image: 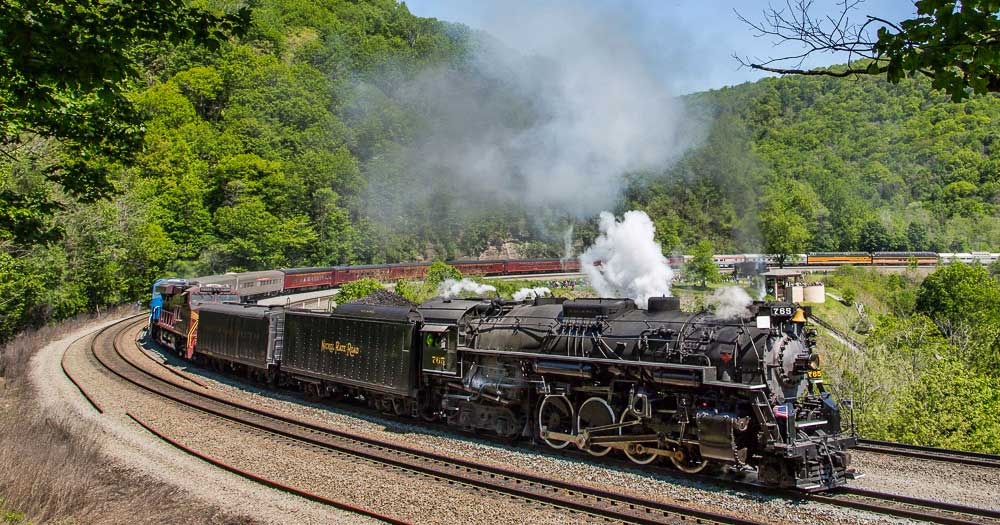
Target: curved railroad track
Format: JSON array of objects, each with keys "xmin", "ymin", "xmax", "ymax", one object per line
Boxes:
[
  {"xmin": 85, "ymin": 316, "xmax": 767, "ymax": 525},
  {"xmin": 70, "ymin": 316, "xmax": 1000, "ymax": 525}
]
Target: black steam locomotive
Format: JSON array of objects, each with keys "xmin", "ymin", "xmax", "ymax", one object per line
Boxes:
[{"xmin": 190, "ymin": 295, "xmax": 857, "ymax": 491}]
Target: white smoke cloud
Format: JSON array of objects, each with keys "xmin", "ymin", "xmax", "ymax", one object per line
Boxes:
[
  {"xmin": 579, "ymin": 211, "xmax": 673, "ymax": 308},
  {"xmin": 708, "ymin": 286, "xmax": 753, "ymax": 320},
  {"xmin": 364, "ymin": 1, "xmax": 702, "ymax": 228},
  {"xmin": 560, "ymin": 225, "xmax": 574, "ymax": 265},
  {"xmin": 439, "ymin": 278, "xmax": 497, "ymax": 299},
  {"xmin": 513, "ymin": 287, "xmax": 552, "ymax": 301}
]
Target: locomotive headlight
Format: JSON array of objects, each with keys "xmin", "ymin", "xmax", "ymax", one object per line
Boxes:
[{"xmin": 792, "ymin": 351, "xmax": 821, "ymax": 375}]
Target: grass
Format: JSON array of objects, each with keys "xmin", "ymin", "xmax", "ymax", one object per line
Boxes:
[{"xmin": 0, "ymin": 306, "xmax": 258, "ymax": 525}]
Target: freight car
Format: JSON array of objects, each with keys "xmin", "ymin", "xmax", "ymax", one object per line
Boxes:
[{"xmin": 163, "ymin": 293, "xmax": 857, "ymax": 491}]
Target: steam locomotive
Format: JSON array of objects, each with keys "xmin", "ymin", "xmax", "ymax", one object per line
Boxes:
[{"xmin": 164, "ymin": 292, "xmax": 857, "ymax": 491}]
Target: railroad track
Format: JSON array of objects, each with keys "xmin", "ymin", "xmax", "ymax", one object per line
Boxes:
[
  {"xmin": 86, "ymin": 317, "xmax": 765, "ymax": 525},
  {"xmin": 854, "ymin": 439, "xmax": 1000, "ymax": 469},
  {"xmin": 74, "ymin": 316, "xmax": 1000, "ymax": 525},
  {"xmin": 812, "ymin": 487, "xmax": 1000, "ymax": 525}
]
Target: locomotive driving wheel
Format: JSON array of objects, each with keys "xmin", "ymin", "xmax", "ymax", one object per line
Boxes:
[
  {"xmin": 670, "ymin": 446, "xmax": 710, "ymax": 474},
  {"xmin": 577, "ymin": 397, "xmax": 615, "ymax": 456},
  {"xmin": 537, "ymin": 395, "xmax": 574, "ymax": 449}
]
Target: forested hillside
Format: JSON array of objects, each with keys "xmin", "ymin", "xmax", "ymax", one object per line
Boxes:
[
  {"xmin": 3, "ymin": 0, "xmax": 1000, "ymax": 340},
  {"xmin": 631, "ymin": 71, "xmax": 1000, "ymax": 254}
]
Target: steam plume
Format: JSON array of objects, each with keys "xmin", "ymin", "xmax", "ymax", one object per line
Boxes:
[
  {"xmin": 439, "ymin": 278, "xmax": 497, "ymax": 298},
  {"xmin": 708, "ymin": 286, "xmax": 753, "ymax": 319},
  {"xmin": 579, "ymin": 211, "xmax": 672, "ymax": 308},
  {"xmin": 560, "ymin": 225, "xmax": 574, "ymax": 269},
  {"xmin": 513, "ymin": 287, "xmax": 552, "ymax": 301}
]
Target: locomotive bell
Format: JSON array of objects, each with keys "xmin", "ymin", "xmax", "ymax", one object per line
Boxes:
[{"xmin": 791, "ymin": 308, "xmax": 807, "ymax": 323}]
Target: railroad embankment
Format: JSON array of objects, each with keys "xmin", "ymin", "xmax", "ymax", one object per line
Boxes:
[{"xmin": 0, "ymin": 308, "xmax": 256, "ymax": 525}]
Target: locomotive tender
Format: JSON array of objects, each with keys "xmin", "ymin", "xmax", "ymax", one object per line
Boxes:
[{"xmin": 185, "ymin": 294, "xmax": 857, "ymax": 491}]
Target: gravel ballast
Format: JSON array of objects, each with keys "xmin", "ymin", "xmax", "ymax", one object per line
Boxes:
[
  {"xmin": 128, "ymin": 325, "xmax": 933, "ymax": 525},
  {"xmin": 35, "ymin": 317, "xmax": 997, "ymax": 525}
]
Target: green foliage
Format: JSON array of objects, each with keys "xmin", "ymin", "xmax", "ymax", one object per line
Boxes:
[
  {"xmin": 685, "ymin": 240, "xmax": 721, "ymax": 287},
  {"xmin": 393, "ymin": 279, "xmax": 418, "ymax": 303},
  {"xmin": 632, "ymin": 66, "xmax": 1000, "ymax": 254},
  {"xmin": 882, "ymin": 355, "xmax": 1000, "ymax": 453},
  {"xmin": 757, "ymin": 180, "xmax": 822, "ymax": 265},
  {"xmin": 916, "ymin": 263, "xmax": 1000, "ymax": 327},
  {"xmin": 915, "ymin": 263, "xmax": 1000, "ymax": 373},
  {"xmin": 874, "ymin": 0, "xmax": 1000, "ymax": 101},
  {"xmin": 425, "ymin": 262, "xmax": 462, "ymax": 287},
  {"xmin": 826, "ymin": 313, "xmax": 1000, "ymax": 453},
  {"xmin": 336, "ymin": 278, "xmax": 384, "ymax": 303},
  {"xmin": 0, "ymin": 0, "xmax": 248, "ymax": 201},
  {"xmin": 840, "ymin": 288, "xmax": 856, "ymax": 306},
  {"xmin": 2, "ymin": 508, "xmax": 28, "ymax": 525}
]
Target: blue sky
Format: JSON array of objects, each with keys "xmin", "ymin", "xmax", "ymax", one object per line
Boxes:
[{"xmin": 403, "ymin": 0, "xmax": 918, "ymax": 94}]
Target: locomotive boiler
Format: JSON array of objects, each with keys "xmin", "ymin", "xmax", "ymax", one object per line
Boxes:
[{"xmin": 420, "ymin": 296, "xmax": 857, "ymax": 490}]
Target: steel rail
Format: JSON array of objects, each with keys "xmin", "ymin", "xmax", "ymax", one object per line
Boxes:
[
  {"xmin": 60, "ymin": 313, "xmax": 149, "ymax": 414},
  {"xmin": 808, "ymin": 487, "xmax": 1000, "ymax": 525},
  {"xmin": 854, "ymin": 439, "xmax": 1000, "ymax": 469},
  {"xmin": 61, "ymin": 330, "xmax": 105, "ymax": 413},
  {"xmin": 125, "ymin": 412, "xmax": 412, "ymax": 525},
  {"xmin": 96, "ymin": 317, "xmax": 762, "ymax": 525}
]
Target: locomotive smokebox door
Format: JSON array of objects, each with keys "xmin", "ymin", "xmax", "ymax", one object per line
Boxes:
[{"xmin": 421, "ymin": 324, "xmax": 458, "ymax": 375}]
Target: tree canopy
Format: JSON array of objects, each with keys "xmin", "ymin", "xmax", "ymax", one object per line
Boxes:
[
  {"xmin": 738, "ymin": 1, "xmax": 1000, "ymax": 101},
  {"xmin": 685, "ymin": 240, "xmax": 721, "ymax": 287},
  {"xmin": 0, "ymin": 0, "xmax": 249, "ymax": 200}
]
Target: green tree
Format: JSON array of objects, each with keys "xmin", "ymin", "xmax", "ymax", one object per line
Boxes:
[
  {"xmin": 425, "ymin": 261, "xmax": 461, "ymax": 286},
  {"xmin": 916, "ymin": 263, "xmax": 1000, "ymax": 327},
  {"xmin": 906, "ymin": 222, "xmax": 929, "ymax": 250},
  {"xmin": 885, "ymin": 356, "xmax": 1000, "ymax": 453},
  {"xmin": 685, "ymin": 240, "xmax": 721, "ymax": 287},
  {"xmin": 337, "ymin": 278, "xmax": 384, "ymax": 303},
  {"xmin": 859, "ymin": 219, "xmax": 891, "ymax": 252},
  {"xmin": 758, "ymin": 180, "xmax": 825, "ymax": 266},
  {"xmin": 989, "ymin": 259, "xmax": 1000, "ymax": 280},
  {"xmin": 212, "ymin": 197, "xmax": 316, "ymax": 271},
  {"xmin": 916, "ymin": 263, "xmax": 1000, "ymax": 372},
  {"xmin": 0, "ymin": 0, "xmax": 248, "ymax": 200},
  {"xmin": 394, "ymin": 279, "xmax": 419, "ymax": 303},
  {"xmin": 760, "ymin": 207, "xmax": 811, "ymax": 268}
]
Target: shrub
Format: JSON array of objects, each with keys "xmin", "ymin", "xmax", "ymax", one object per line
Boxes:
[
  {"xmin": 425, "ymin": 262, "xmax": 461, "ymax": 286},
  {"xmin": 337, "ymin": 278, "xmax": 383, "ymax": 302}
]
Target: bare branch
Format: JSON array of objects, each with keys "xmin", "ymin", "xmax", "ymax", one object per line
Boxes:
[
  {"xmin": 742, "ymin": 62, "xmax": 889, "ymax": 78},
  {"xmin": 734, "ymin": 0, "xmax": 896, "ymax": 78}
]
